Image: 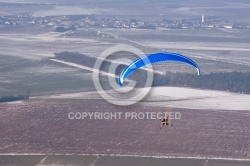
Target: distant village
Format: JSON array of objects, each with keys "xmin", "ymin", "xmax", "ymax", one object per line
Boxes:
[{"xmin": 0, "ymin": 14, "xmax": 249, "ymax": 31}]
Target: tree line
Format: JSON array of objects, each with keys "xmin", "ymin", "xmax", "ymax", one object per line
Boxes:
[
  {"xmin": 0, "ymin": 95, "xmax": 29, "ymax": 103},
  {"xmin": 153, "ymin": 72, "xmax": 250, "ymax": 94},
  {"xmin": 54, "ymin": 52, "xmax": 250, "ymax": 94},
  {"xmin": 0, "ymin": 91, "xmax": 30, "ymax": 103}
]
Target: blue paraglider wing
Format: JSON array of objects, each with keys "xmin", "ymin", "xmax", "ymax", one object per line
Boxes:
[{"xmin": 118, "ymin": 52, "xmax": 200, "ymax": 87}]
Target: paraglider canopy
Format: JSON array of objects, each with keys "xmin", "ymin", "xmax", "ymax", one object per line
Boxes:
[{"xmin": 118, "ymin": 52, "xmax": 200, "ymax": 87}]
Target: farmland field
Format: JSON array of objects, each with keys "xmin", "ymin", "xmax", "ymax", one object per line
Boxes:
[
  {"xmin": 0, "ymin": 155, "xmax": 249, "ymax": 166},
  {"xmin": 0, "ymin": 100, "xmax": 249, "ymax": 159},
  {"xmin": 1, "ymin": 27, "xmax": 250, "ymax": 96}
]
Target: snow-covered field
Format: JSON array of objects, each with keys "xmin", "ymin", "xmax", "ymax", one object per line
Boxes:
[
  {"xmin": 1, "ymin": 26, "xmax": 250, "ymax": 99},
  {"xmin": 147, "ymin": 87, "xmax": 250, "ymax": 110},
  {"xmin": 36, "ymin": 86, "xmax": 250, "ymax": 111},
  {"xmin": 0, "ymin": 32, "xmax": 109, "ymax": 60},
  {"xmin": 32, "ymin": 6, "xmax": 113, "ymax": 17}
]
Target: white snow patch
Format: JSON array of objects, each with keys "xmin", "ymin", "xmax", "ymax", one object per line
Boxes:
[
  {"xmin": 146, "ymin": 87, "xmax": 250, "ymax": 110},
  {"xmin": 35, "ymin": 86, "xmax": 250, "ymax": 111},
  {"xmin": 50, "ymin": 59, "xmax": 116, "ymax": 78},
  {"xmin": 3, "ymin": 101, "xmax": 24, "ymax": 105}
]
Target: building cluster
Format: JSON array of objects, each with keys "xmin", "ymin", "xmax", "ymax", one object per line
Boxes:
[{"xmin": 0, "ymin": 15, "xmax": 249, "ymax": 30}]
